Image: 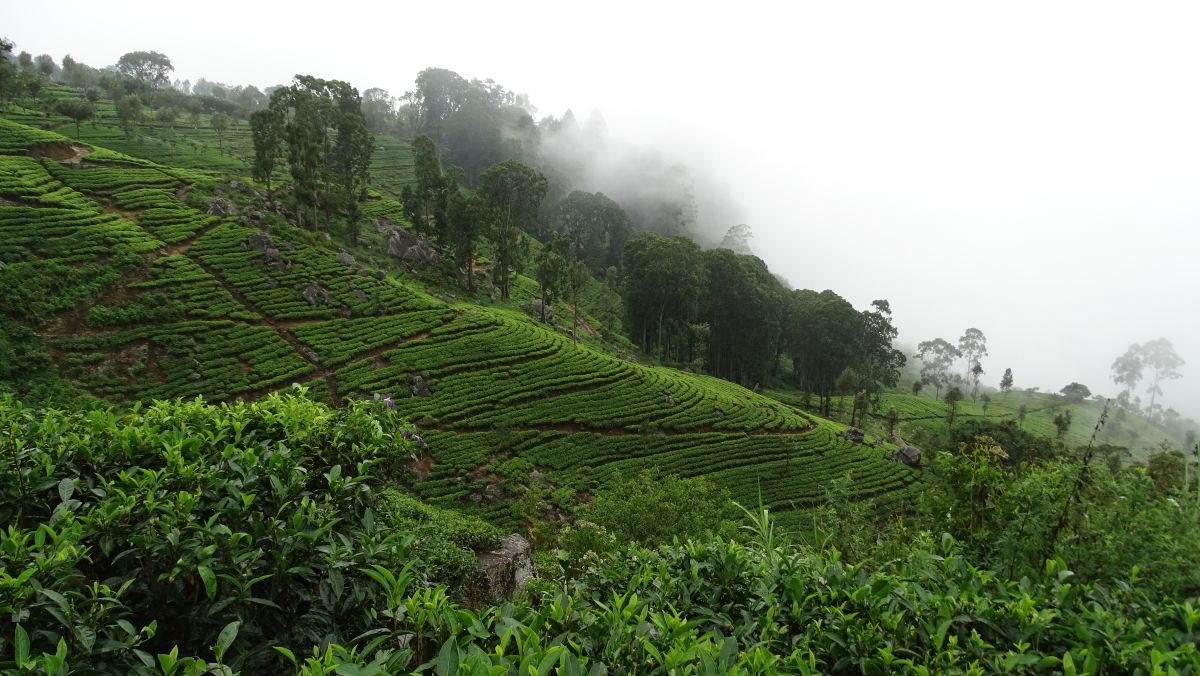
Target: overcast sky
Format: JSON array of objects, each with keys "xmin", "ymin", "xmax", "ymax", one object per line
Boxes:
[{"xmin": 9, "ymin": 0, "xmax": 1199, "ymax": 420}]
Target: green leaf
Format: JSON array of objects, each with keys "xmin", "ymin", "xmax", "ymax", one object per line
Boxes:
[
  {"xmin": 57, "ymin": 477, "xmax": 74, "ymax": 502},
  {"xmin": 13, "ymin": 624, "xmax": 29, "ymax": 665},
  {"xmin": 214, "ymin": 620, "xmax": 240, "ymax": 662},
  {"xmin": 435, "ymin": 638, "xmax": 460, "ymax": 676},
  {"xmin": 197, "ymin": 565, "xmax": 217, "ymax": 599},
  {"xmin": 273, "ymin": 646, "xmax": 297, "ymax": 665}
]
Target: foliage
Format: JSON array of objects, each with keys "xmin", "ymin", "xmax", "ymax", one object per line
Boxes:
[
  {"xmin": 0, "ymin": 391, "xmax": 499, "ymax": 672},
  {"xmin": 578, "ymin": 469, "xmax": 737, "ymax": 547},
  {"xmin": 479, "ymin": 159, "xmax": 547, "ymax": 300}
]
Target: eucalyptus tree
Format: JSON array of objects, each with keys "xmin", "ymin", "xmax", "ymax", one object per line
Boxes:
[{"xmin": 479, "ymin": 160, "xmax": 547, "ymax": 299}]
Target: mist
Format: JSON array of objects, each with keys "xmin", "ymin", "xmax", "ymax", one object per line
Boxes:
[{"xmin": 7, "ymin": 0, "xmax": 1198, "ymax": 418}]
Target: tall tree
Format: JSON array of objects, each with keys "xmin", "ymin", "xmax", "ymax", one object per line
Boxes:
[
  {"xmin": 917, "ymin": 338, "xmax": 962, "ymax": 399},
  {"xmin": 249, "ymin": 107, "xmax": 283, "ymax": 202},
  {"xmin": 622, "ymin": 234, "xmax": 706, "ymax": 363},
  {"xmin": 410, "ymin": 134, "xmax": 448, "ymax": 239},
  {"xmin": 785, "ymin": 289, "xmax": 862, "ymax": 416},
  {"xmin": 331, "ymin": 85, "xmax": 373, "ymax": 245},
  {"xmin": 858, "ymin": 299, "xmax": 906, "ymax": 406},
  {"xmin": 479, "ymin": 160, "xmax": 547, "ymax": 299},
  {"xmin": 210, "ymin": 112, "xmax": 229, "ymax": 152},
  {"xmin": 566, "ymin": 260, "xmax": 590, "ymax": 345},
  {"xmin": 534, "ymin": 238, "xmax": 567, "ymax": 323},
  {"xmin": 446, "ymin": 188, "xmax": 486, "ymax": 292},
  {"xmin": 1000, "ymin": 367, "xmax": 1014, "ymax": 393},
  {"xmin": 115, "ymin": 95, "xmax": 142, "ymax": 139},
  {"xmin": 718, "ymin": 224, "xmax": 754, "ymax": 255},
  {"xmin": 701, "ymin": 249, "xmax": 784, "ymax": 386},
  {"xmin": 1141, "ymin": 338, "xmax": 1184, "ymax": 415},
  {"xmin": 958, "ymin": 328, "xmax": 988, "ymax": 382},
  {"xmin": 945, "ymin": 387, "xmax": 964, "ymax": 427},
  {"xmin": 1111, "ymin": 343, "xmax": 1145, "ymax": 409},
  {"xmin": 34, "ymin": 54, "xmax": 56, "ymax": 79},
  {"xmin": 550, "ymin": 191, "xmax": 632, "ymax": 273},
  {"xmin": 115, "ymin": 51, "xmax": 173, "ymax": 88}
]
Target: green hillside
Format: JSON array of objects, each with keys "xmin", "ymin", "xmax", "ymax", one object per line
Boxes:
[
  {"xmin": 0, "ymin": 113, "xmax": 919, "ymax": 531},
  {"xmin": 771, "ymin": 388, "xmax": 1182, "ymax": 462}
]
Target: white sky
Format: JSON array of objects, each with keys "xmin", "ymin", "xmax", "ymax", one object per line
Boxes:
[{"xmin": 8, "ymin": 0, "xmax": 1199, "ymax": 419}]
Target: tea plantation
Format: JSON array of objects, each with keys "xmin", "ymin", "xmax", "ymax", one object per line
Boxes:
[{"xmin": 0, "ymin": 116, "xmax": 920, "ymax": 533}]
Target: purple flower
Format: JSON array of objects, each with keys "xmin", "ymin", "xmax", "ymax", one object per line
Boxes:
[
  {"xmin": 382, "ymin": 395, "xmax": 394, "ymax": 410},
  {"xmin": 402, "ymin": 431, "xmax": 413, "ymax": 440},
  {"xmin": 414, "ymin": 435, "xmax": 425, "ymax": 449}
]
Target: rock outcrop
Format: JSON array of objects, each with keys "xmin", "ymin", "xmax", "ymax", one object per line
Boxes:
[{"xmin": 468, "ymin": 534, "xmax": 534, "ymax": 605}]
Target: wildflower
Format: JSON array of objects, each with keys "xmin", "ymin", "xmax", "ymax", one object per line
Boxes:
[
  {"xmin": 382, "ymin": 395, "xmax": 394, "ymax": 410},
  {"xmin": 415, "ymin": 435, "xmax": 425, "ymax": 449}
]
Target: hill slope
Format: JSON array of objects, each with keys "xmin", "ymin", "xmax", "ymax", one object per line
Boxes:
[{"xmin": 0, "ymin": 115, "xmax": 920, "ymax": 529}]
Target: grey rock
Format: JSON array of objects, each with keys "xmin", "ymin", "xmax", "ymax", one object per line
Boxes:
[
  {"xmin": 523, "ymin": 299, "xmax": 554, "ymax": 323},
  {"xmin": 337, "ymin": 251, "xmax": 355, "ymax": 267},
  {"xmin": 894, "ymin": 445, "xmax": 922, "ymax": 468},
  {"xmin": 207, "ymin": 197, "xmax": 237, "ymax": 217},
  {"xmin": 302, "ymin": 281, "xmax": 331, "ymax": 306},
  {"xmin": 469, "ymin": 534, "xmax": 534, "ymax": 605},
  {"xmin": 840, "ymin": 428, "xmax": 866, "ymax": 444},
  {"xmin": 352, "ymin": 288, "xmax": 370, "ymax": 303},
  {"xmin": 386, "ymin": 227, "xmax": 439, "ymax": 264},
  {"xmin": 408, "ymin": 374, "xmax": 431, "ymax": 397},
  {"xmin": 664, "ymin": 394, "xmax": 676, "ymax": 406}
]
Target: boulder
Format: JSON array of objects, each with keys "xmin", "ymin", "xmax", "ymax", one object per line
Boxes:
[
  {"xmin": 386, "ymin": 227, "xmax": 439, "ymax": 264},
  {"xmin": 468, "ymin": 534, "xmax": 534, "ymax": 605},
  {"xmin": 894, "ymin": 445, "xmax": 922, "ymax": 468},
  {"xmin": 408, "ymin": 374, "xmax": 431, "ymax": 397},
  {"xmin": 664, "ymin": 394, "xmax": 677, "ymax": 406},
  {"xmin": 337, "ymin": 251, "xmax": 355, "ymax": 267},
  {"xmin": 352, "ymin": 288, "xmax": 370, "ymax": 303},
  {"xmin": 207, "ymin": 197, "xmax": 237, "ymax": 217},
  {"xmin": 840, "ymin": 427, "xmax": 866, "ymax": 444},
  {"xmin": 523, "ymin": 299, "xmax": 554, "ymax": 323},
  {"xmin": 302, "ymin": 282, "xmax": 331, "ymax": 306}
]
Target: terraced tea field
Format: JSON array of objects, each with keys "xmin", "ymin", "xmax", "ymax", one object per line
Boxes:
[{"xmin": 0, "ymin": 116, "xmax": 921, "ymax": 529}]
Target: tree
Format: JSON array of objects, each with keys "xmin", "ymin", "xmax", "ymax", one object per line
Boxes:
[
  {"xmin": 1141, "ymin": 338, "xmax": 1184, "ymax": 414},
  {"xmin": 622, "ymin": 234, "xmax": 706, "ymax": 363},
  {"xmin": 981, "ymin": 393, "xmax": 992, "ymax": 414},
  {"xmin": 478, "ymin": 160, "xmax": 547, "ymax": 300},
  {"xmin": 534, "ymin": 240, "xmax": 567, "ymax": 323},
  {"xmin": 718, "ymin": 223, "xmax": 753, "ymax": 255},
  {"xmin": 917, "ymin": 338, "xmax": 962, "ymax": 399},
  {"xmin": 1111, "ymin": 343, "xmax": 1145, "ymax": 407},
  {"xmin": 970, "ymin": 361, "xmax": 985, "ymax": 401},
  {"xmin": 1000, "ymin": 368, "xmax": 1014, "ymax": 393},
  {"xmin": 701, "ymin": 249, "xmax": 784, "ymax": 386},
  {"xmin": 34, "ymin": 54, "xmax": 56, "ymax": 79},
  {"xmin": 566, "ymin": 260, "xmax": 590, "ymax": 345},
  {"xmin": 0, "ymin": 39, "xmax": 17, "ymax": 108},
  {"xmin": 1060, "ymin": 382, "xmax": 1092, "ymax": 403},
  {"xmin": 911, "ymin": 380, "xmax": 923, "ymax": 396},
  {"xmin": 410, "ymin": 135, "xmax": 448, "ymax": 239},
  {"xmin": 249, "ymin": 108, "xmax": 283, "ymax": 202},
  {"xmin": 1018, "ymin": 403, "xmax": 1028, "ymax": 428},
  {"xmin": 785, "ymin": 289, "xmax": 862, "ymax": 416},
  {"xmin": 446, "ymin": 188, "xmax": 486, "ymax": 292},
  {"xmin": 115, "ymin": 95, "xmax": 142, "ymax": 139},
  {"xmin": 550, "ymin": 191, "xmax": 632, "ymax": 272},
  {"xmin": 945, "ymin": 387, "xmax": 964, "ymax": 427},
  {"xmin": 959, "ymin": 327, "xmax": 988, "ymax": 391},
  {"xmin": 330, "ymin": 86, "xmax": 373, "ymax": 245},
  {"xmin": 54, "ymin": 98, "xmax": 94, "ymax": 137},
  {"xmin": 858, "ymin": 300, "xmax": 906, "ymax": 406},
  {"xmin": 1053, "ymin": 410, "xmax": 1072, "ymax": 441},
  {"xmin": 116, "ymin": 51, "xmax": 174, "ymax": 88},
  {"xmin": 885, "ymin": 406, "xmax": 900, "ymax": 437},
  {"xmin": 210, "ymin": 112, "xmax": 229, "ymax": 152}
]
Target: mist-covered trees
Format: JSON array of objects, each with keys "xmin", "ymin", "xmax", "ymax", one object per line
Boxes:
[
  {"xmin": 54, "ymin": 98, "xmax": 94, "ymax": 136},
  {"xmin": 549, "ymin": 191, "xmax": 632, "ymax": 273},
  {"xmin": 1060, "ymin": 382, "xmax": 1091, "ymax": 403},
  {"xmin": 916, "ymin": 338, "xmax": 961, "ymax": 399},
  {"xmin": 404, "ymin": 135, "xmax": 450, "ymax": 239},
  {"xmin": 115, "ymin": 51, "xmax": 173, "ymax": 88},
  {"xmin": 478, "ymin": 160, "xmax": 547, "ymax": 299},
  {"xmin": 405, "ymin": 67, "xmax": 537, "ymax": 181},
  {"xmin": 1111, "ymin": 339, "xmax": 1185, "ymax": 418},
  {"xmin": 1000, "ymin": 367, "xmax": 1014, "ymax": 392},
  {"xmin": 249, "ymin": 107, "xmax": 283, "ymax": 201}
]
